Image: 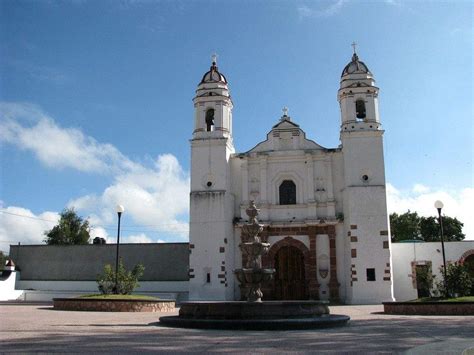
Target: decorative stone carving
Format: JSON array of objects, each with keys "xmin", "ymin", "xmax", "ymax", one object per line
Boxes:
[{"xmin": 234, "ymin": 201, "xmax": 275, "ymax": 302}]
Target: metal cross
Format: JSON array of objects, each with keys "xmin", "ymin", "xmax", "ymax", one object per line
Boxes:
[
  {"xmin": 351, "ymin": 42, "xmax": 357, "ymax": 54},
  {"xmin": 211, "ymin": 53, "xmax": 218, "ymax": 64},
  {"xmin": 282, "ymin": 107, "xmax": 289, "ymax": 117}
]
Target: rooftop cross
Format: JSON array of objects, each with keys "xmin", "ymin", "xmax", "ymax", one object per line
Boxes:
[
  {"xmin": 211, "ymin": 53, "xmax": 218, "ymax": 65},
  {"xmin": 282, "ymin": 107, "xmax": 289, "ymax": 117},
  {"xmin": 351, "ymin": 42, "xmax": 357, "ymax": 55}
]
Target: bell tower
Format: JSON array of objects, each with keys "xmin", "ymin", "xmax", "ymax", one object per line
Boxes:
[
  {"xmin": 188, "ymin": 56, "xmax": 235, "ymax": 300},
  {"xmin": 338, "ymin": 45, "xmax": 394, "ymax": 303},
  {"xmin": 192, "ymin": 54, "xmax": 233, "ymax": 141}
]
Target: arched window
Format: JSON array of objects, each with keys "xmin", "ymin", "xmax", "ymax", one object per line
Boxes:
[
  {"xmin": 205, "ymin": 108, "xmax": 215, "ymax": 131},
  {"xmin": 355, "ymin": 99, "xmax": 366, "ymax": 120},
  {"xmin": 279, "ymin": 180, "xmax": 296, "ymax": 205}
]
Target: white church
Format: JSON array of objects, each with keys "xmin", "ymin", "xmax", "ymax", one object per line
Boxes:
[
  {"xmin": 3, "ymin": 51, "xmax": 473, "ymax": 304},
  {"xmin": 189, "ymin": 50, "xmax": 395, "ymax": 304}
]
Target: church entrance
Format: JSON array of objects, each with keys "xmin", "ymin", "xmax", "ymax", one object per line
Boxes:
[{"xmin": 273, "ymin": 246, "xmax": 307, "ymax": 300}]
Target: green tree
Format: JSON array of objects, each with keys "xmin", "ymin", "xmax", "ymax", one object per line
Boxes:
[
  {"xmin": 390, "ymin": 211, "xmax": 420, "ymax": 242},
  {"xmin": 390, "ymin": 211, "xmax": 465, "ymax": 243},
  {"xmin": 44, "ymin": 208, "xmax": 91, "ymax": 245},
  {"xmin": 420, "ymin": 216, "xmax": 465, "ymax": 242},
  {"xmin": 0, "ymin": 251, "xmax": 7, "ymax": 271}
]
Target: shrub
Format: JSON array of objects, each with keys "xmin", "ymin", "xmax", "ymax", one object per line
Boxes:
[
  {"xmin": 436, "ymin": 262, "xmax": 472, "ymax": 298},
  {"xmin": 416, "ymin": 265, "xmax": 435, "ymax": 297},
  {"xmin": 97, "ymin": 259, "xmax": 145, "ymax": 295}
]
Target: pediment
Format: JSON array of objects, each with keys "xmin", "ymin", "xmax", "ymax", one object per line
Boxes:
[
  {"xmin": 247, "ymin": 118, "xmax": 325, "ymax": 153},
  {"xmin": 272, "ymin": 119, "xmax": 300, "ymax": 129}
]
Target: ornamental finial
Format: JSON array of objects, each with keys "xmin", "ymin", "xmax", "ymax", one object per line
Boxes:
[{"xmin": 211, "ymin": 53, "xmax": 218, "ymax": 65}]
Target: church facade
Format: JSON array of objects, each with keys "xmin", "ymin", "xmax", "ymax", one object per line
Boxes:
[{"xmin": 188, "ymin": 52, "xmax": 395, "ymax": 304}]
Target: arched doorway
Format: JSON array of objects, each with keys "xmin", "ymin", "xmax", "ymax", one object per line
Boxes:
[
  {"xmin": 273, "ymin": 245, "xmax": 307, "ymax": 300},
  {"xmin": 464, "ymin": 254, "xmax": 474, "ymax": 277}
]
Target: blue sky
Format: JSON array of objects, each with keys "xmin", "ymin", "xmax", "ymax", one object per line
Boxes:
[{"xmin": 0, "ymin": 0, "xmax": 472, "ymax": 251}]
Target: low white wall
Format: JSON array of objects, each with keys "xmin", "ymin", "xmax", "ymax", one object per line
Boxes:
[
  {"xmin": 14, "ymin": 280, "xmax": 189, "ymax": 302},
  {"xmin": 0, "ymin": 271, "xmax": 24, "ymax": 301},
  {"xmin": 391, "ymin": 241, "xmax": 474, "ymax": 301},
  {"xmin": 17, "ymin": 280, "xmax": 188, "ymax": 292}
]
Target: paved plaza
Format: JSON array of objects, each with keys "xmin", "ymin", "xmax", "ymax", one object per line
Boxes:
[{"xmin": 1, "ymin": 303, "xmax": 473, "ymax": 354}]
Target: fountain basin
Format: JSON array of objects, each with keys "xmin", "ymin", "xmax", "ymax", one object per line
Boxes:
[
  {"xmin": 235, "ymin": 268, "xmax": 275, "ymax": 285},
  {"xmin": 159, "ymin": 301, "xmax": 350, "ymax": 330},
  {"xmin": 178, "ymin": 300, "xmax": 329, "ymax": 319}
]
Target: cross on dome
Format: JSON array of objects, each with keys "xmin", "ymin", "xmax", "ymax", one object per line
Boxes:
[
  {"xmin": 351, "ymin": 41, "xmax": 357, "ymax": 55},
  {"xmin": 211, "ymin": 53, "xmax": 218, "ymax": 65}
]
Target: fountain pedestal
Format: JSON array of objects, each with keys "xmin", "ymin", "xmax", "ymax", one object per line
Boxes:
[{"xmin": 234, "ymin": 201, "xmax": 274, "ymax": 302}]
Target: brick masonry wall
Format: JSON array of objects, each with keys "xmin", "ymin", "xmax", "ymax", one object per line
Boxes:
[
  {"xmin": 383, "ymin": 302, "xmax": 474, "ymax": 316},
  {"xmin": 53, "ymin": 298, "xmax": 176, "ymax": 312}
]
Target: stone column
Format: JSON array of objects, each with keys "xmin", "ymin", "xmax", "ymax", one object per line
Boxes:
[
  {"xmin": 241, "ymin": 160, "xmax": 249, "ymax": 204},
  {"xmin": 308, "ymin": 226, "xmax": 320, "ymax": 299},
  {"xmin": 306, "ymin": 153, "xmax": 315, "ymax": 203},
  {"xmin": 259, "ymin": 156, "xmax": 268, "ymax": 204},
  {"xmin": 328, "ymin": 225, "xmax": 340, "ymax": 301}
]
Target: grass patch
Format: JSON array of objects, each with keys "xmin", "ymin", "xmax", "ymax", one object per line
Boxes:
[
  {"xmin": 79, "ymin": 294, "xmax": 160, "ymax": 300},
  {"xmin": 411, "ymin": 296, "xmax": 474, "ymax": 303}
]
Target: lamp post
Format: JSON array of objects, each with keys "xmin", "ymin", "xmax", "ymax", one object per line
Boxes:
[
  {"xmin": 114, "ymin": 204, "xmax": 125, "ymax": 294},
  {"xmin": 434, "ymin": 200, "xmax": 448, "ymax": 297}
]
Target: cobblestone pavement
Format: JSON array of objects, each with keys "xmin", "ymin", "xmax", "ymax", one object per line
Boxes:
[{"xmin": 1, "ymin": 304, "xmax": 473, "ymax": 354}]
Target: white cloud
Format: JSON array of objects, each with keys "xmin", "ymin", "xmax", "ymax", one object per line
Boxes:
[
  {"xmin": 0, "ymin": 102, "xmax": 190, "ymax": 251},
  {"xmin": 122, "ymin": 234, "xmax": 166, "ymax": 244},
  {"xmin": 298, "ymin": 0, "xmax": 347, "ymax": 18},
  {"xmin": 0, "ymin": 207, "xmax": 59, "ymax": 253},
  {"xmin": 124, "ymin": 233, "xmax": 154, "ymax": 244},
  {"xmin": 0, "ymin": 102, "xmax": 139, "ymax": 174},
  {"xmin": 412, "ymin": 183, "xmax": 430, "ymax": 194},
  {"xmin": 387, "ymin": 183, "xmax": 474, "ymax": 240},
  {"xmin": 67, "ymin": 153, "xmax": 189, "ymax": 238}
]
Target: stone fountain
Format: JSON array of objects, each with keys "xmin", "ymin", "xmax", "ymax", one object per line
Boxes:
[
  {"xmin": 234, "ymin": 201, "xmax": 275, "ymax": 302},
  {"xmin": 159, "ymin": 202, "xmax": 350, "ymax": 330}
]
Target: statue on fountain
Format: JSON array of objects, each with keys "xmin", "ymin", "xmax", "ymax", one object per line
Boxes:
[{"xmin": 234, "ymin": 201, "xmax": 275, "ymax": 302}]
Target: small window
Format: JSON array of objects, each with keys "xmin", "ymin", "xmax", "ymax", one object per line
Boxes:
[
  {"xmin": 205, "ymin": 109, "xmax": 215, "ymax": 131},
  {"xmin": 366, "ymin": 268, "xmax": 376, "ymax": 281},
  {"xmin": 206, "ymin": 272, "xmax": 211, "ymax": 283},
  {"xmin": 356, "ymin": 100, "xmax": 366, "ymax": 120},
  {"xmin": 279, "ymin": 180, "xmax": 296, "ymax": 205}
]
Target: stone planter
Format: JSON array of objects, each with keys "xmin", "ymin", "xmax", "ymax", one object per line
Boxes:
[
  {"xmin": 53, "ymin": 298, "xmax": 175, "ymax": 312},
  {"xmin": 383, "ymin": 301, "xmax": 474, "ymax": 315}
]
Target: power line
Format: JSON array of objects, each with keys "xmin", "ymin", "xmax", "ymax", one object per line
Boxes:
[
  {"xmin": 0, "ymin": 209, "xmax": 190, "ymax": 234},
  {"xmin": 0, "ymin": 210, "xmax": 57, "ymax": 223},
  {"xmin": 0, "ymin": 209, "xmax": 190, "ymax": 228}
]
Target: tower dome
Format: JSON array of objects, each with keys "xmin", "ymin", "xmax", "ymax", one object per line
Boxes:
[
  {"xmin": 199, "ymin": 55, "xmax": 228, "ymax": 84},
  {"xmin": 341, "ymin": 53, "xmax": 371, "ymax": 77}
]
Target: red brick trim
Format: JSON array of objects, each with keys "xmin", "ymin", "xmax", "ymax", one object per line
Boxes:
[{"xmin": 252, "ymin": 225, "xmax": 340, "ymax": 301}]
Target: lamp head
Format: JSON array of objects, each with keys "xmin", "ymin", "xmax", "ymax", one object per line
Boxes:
[
  {"xmin": 434, "ymin": 200, "xmax": 444, "ymax": 210},
  {"xmin": 116, "ymin": 204, "xmax": 125, "ymax": 214}
]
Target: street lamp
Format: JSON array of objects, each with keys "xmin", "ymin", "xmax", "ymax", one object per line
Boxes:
[
  {"xmin": 434, "ymin": 200, "xmax": 448, "ymax": 297},
  {"xmin": 114, "ymin": 204, "xmax": 125, "ymax": 294}
]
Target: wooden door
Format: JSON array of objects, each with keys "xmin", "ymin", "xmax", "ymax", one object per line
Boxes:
[{"xmin": 274, "ymin": 246, "xmax": 307, "ymax": 300}]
